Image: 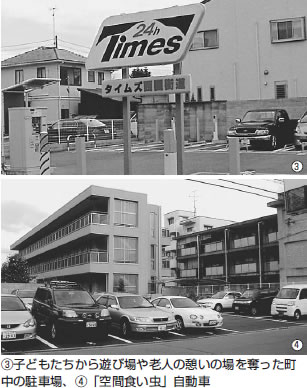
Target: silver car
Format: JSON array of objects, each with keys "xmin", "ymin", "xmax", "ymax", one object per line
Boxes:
[
  {"xmin": 95, "ymin": 293, "xmax": 177, "ymax": 337},
  {"xmin": 294, "ymin": 111, "xmax": 307, "ymax": 149},
  {"xmin": 1, "ymin": 294, "xmax": 36, "ymax": 342}
]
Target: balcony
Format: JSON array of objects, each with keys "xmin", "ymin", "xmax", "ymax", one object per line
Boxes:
[
  {"xmin": 178, "ymin": 247, "xmax": 197, "ymax": 257},
  {"xmin": 180, "ymin": 269, "xmax": 197, "ymax": 278}
]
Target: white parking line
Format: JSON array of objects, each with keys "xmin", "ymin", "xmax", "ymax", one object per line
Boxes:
[
  {"xmin": 218, "ymin": 328, "xmax": 241, "ymax": 333},
  {"xmin": 169, "ymin": 331, "xmax": 186, "ymax": 337},
  {"xmin": 36, "ymin": 335, "xmax": 58, "ymax": 349},
  {"xmin": 108, "ymin": 334, "xmax": 133, "ymax": 344}
]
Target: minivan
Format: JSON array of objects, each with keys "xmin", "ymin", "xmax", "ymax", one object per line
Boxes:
[{"xmin": 271, "ymin": 284, "xmax": 307, "ymax": 320}]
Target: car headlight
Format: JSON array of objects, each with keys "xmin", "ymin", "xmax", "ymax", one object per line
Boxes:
[
  {"xmin": 216, "ymin": 314, "xmax": 221, "ymax": 319},
  {"xmin": 23, "ymin": 318, "xmax": 36, "ymax": 328},
  {"xmin": 62, "ymin": 309, "xmax": 78, "ymax": 318},
  {"xmin": 190, "ymin": 314, "xmax": 198, "ymax": 319},
  {"xmin": 272, "ymin": 299, "xmax": 276, "ymax": 305},
  {"xmin": 255, "ymin": 129, "xmax": 269, "ymax": 135},
  {"xmin": 130, "ymin": 317, "xmax": 151, "ymax": 323},
  {"xmin": 287, "ymin": 301, "xmax": 295, "ymax": 306},
  {"xmin": 100, "ymin": 309, "xmax": 110, "ymax": 317}
]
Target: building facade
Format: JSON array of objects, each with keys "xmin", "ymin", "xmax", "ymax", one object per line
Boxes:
[
  {"xmin": 10, "ymin": 186, "xmax": 161, "ymax": 295},
  {"xmin": 1, "ymin": 46, "xmax": 112, "ymax": 130},
  {"xmin": 268, "ymin": 182, "xmax": 307, "ymax": 285},
  {"xmin": 174, "ymin": 214, "xmax": 279, "ymax": 289},
  {"xmin": 183, "ymin": 0, "xmax": 307, "ymax": 102}
]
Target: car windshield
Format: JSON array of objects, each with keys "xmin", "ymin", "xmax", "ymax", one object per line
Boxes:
[
  {"xmin": 118, "ymin": 295, "xmax": 153, "ymax": 309},
  {"xmin": 171, "ymin": 298, "xmax": 199, "ymax": 308},
  {"xmin": 241, "ymin": 290, "xmax": 259, "ymax": 298},
  {"xmin": 54, "ymin": 290, "xmax": 95, "ymax": 306},
  {"xmin": 242, "ymin": 111, "xmax": 275, "ymax": 123},
  {"xmin": 211, "ymin": 291, "xmax": 227, "ymax": 299},
  {"xmin": 17, "ymin": 290, "xmax": 36, "ymax": 298},
  {"xmin": 276, "ymin": 288, "xmax": 299, "ymax": 299},
  {"xmin": 300, "ymin": 113, "xmax": 307, "ymax": 123},
  {"xmin": 1, "ymin": 296, "xmax": 26, "ymax": 311}
]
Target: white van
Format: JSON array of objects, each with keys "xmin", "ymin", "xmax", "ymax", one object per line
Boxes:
[{"xmin": 271, "ymin": 284, "xmax": 307, "ymax": 320}]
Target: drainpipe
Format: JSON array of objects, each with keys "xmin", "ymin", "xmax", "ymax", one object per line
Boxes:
[
  {"xmin": 224, "ymin": 229, "xmax": 228, "ymax": 283},
  {"xmin": 255, "ymin": 22, "xmax": 262, "ymax": 100},
  {"xmin": 258, "ymin": 222, "xmax": 263, "ymax": 288},
  {"xmin": 196, "ymin": 234, "xmax": 200, "ymax": 296}
]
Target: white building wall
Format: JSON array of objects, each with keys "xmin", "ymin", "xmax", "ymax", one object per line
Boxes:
[{"xmin": 183, "ymin": 0, "xmax": 307, "ymax": 101}]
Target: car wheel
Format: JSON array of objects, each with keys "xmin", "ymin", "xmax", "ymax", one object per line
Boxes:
[
  {"xmin": 268, "ymin": 135, "xmax": 277, "ymax": 150},
  {"xmin": 50, "ymin": 323, "xmax": 59, "ymax": 341},
  {"xmin": 214, "ymin": 304, "xmax": 223, "ymax": 313},
  {"xmin": 120, "ymin": 319, "xmax": 131, "ymax": 337},
  {"xmin": 176, "ymin": 316, "xmax": 185, "ymax": 332},
  {"xmin": 250, "ymin": 306, "xmax": 258, "ymax": 316},
  {"xmin": 293, "ymin": 310, "xmax": 301, "ymax": 321}
]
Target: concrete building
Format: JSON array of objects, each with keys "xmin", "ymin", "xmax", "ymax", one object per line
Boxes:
[
  {"xmin": 173, "ymin": 214, "xmax": 279, "ymax": 291},
  {"xmin": 10, "ymin": 186, "xmax": 161, "ymax": 295},
  {"xmin": 1, "ymin": 46, "xmax": 112, "ymax": 132},
  {"xmin": 183, "ymin": 0, "xmax": 307, "ymax": 102},
  {"xmin": 268, "ymin": 181, "xmax": 307, "ymax": 285},
  {"xmin": 161, "ymin": 210, "xmax": 234, "ymax": 285}
]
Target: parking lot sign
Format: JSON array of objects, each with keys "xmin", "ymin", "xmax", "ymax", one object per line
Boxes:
[{"xmin": 86, "ymin": 4, "xmax": 205, "ymax": 70}]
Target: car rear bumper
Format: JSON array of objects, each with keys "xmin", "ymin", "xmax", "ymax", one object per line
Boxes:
[
  {"xmin": 233, "ymin": 304, "xmax": 252, "ymax": 313},
  {"xmin": 56, "ymin": 317, "xmax": 111, "ymax": 334},
  {"xmin": 271, "ymin": 304, "xmax": 295, "ymax": 318},
  {"xmin": 227, "ymin": 135, "xmax": 271, "ymax": 141},
  {"xmin": 1, "ymin": 328, "xmax": 36, "ymax": 342}
]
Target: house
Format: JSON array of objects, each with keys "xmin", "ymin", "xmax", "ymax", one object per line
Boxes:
[
  {"xmin": 1, "ymin": 46, "xmax": 112, "ymax": 131},
  {"xmin": 10, "ymin": 185, "xmax": 162, "ymax": 295}
]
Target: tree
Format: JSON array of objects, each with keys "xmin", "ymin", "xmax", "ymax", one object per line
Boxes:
[
  {"xmin": 1, "ymin": 254, "xmax": 30, "ymax": 283},
  {"xmin": 130, "ymin": 67, "xmax": 151, "ymax": 78},
  {"xmin": 117, "ymin": 277, "xmax": 125, "ymax": 292}
]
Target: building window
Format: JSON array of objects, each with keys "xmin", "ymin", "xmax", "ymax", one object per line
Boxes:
[
  {"xmin": 210, "ymin": 86, "xmax": 215, "ymax": 101},
  {"xmin": 270, "ymin": 17, "xmax": 306, "ymax": 43},
  {"xmin": 162, "ymin": 259, "xmax": 170, "ymax": 269},
  {"xmin": 187, "ymin": 227, "xmax": 194, "ymax": 233},
  {"xmin": 37, "ymin": 67, "xmax": 46, "ymax": 78},
  {"xmin": 61, "ymin": 109, "xmax": 69, "ymax": 119},
  {"xmin": 233, "ymin": 235, "xmax": 256, "ymax": 249},
  {"xmin": 15, "ymin": 69, "xmax": 24, "ymax": 84},
  {"xmin": 191, "ymin": 29, "xmax": 219, "ymax": 50},
  {"xmin": 60, "ymin": 66, "xmax": 81, "ymax": 86},
  {"xmin": 286, "ymin": 186, "xmax": 307, "ymax": 213},
  {"xmin": 98, "ymin": 72, "xmax": 104, "ymax": 85},
  {"xmin": 275, "ymin": 81, "xmax": 288, "ymax": 99},
  {"xmin": 88, "ymin": 71, "xmax": 95, "ymax": 82},
  {"xmin": 114, "ymin": 236, "xmax": 138, "ymax": 263},
  {"xmin": 168, "ymin": 217, "xmax": 174, "ymax": 225},
  {"xmin": 150, "ymin": 212, "xmax": 156, "ymax": 238},
  {"xmin": 151, "ymin": 245, "xmax": 156, "ymax": 270},
  {"xmin": 114, "ymin": 199, "xmax": 138, "ymax": 226},
  {"xmin": 197, "ymin": 87, "xmax": 203, "ymax": 102},
  {"xmin": 185, "ymin": 93, "xmax": 190, "ymax": 102},
  {"xmin": 268, "ymin": 231, "xmax": 278, "ymax": 243},
  {"xmin": 113, "ymin": 274, "xmax": 138, "ymax": 294}
]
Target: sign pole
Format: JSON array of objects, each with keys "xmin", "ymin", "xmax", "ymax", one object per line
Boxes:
[
  {"xmin": 174, "ymin": 62, "xmax": 184, "ymax": 175},
  {"xmin": 122, "ymin": 67, "xmax": 132, "ymax": 175}
]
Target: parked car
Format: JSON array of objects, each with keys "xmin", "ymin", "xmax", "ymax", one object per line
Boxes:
[
  {"xmin": 31, "ymin": 281, "xmax": 111, "ymax": 341},
  {"xmin": 227, "ymin": 109, "xmax": 297, "ymax": 150},
  {"xmin": 1, "ymin": 294, "xmax": 36, "ymax": 342},
  {"xmin": 48, "ymin": 118, "xmax": 112, "ymax": 143},
  {"xmin": 151, "ymin": 296, "xmax": 223, "ymax": 332},
  {"xmin": 11, "ymin": 289, "xmax": 36, "ymax": 310},
  {"xmin": 95, "ymin": 293, "xmax": 177, "ymax": 337},
  {"xmin": 197, "ymin": 291, "xmax": 242, "ymax": 312},
  {"xmin": 271, "ymin": 284, "xmax": 307, "ymax": 320},
  {"xmin": 294, "ymin": 111, "xmax": 307, "ymax": 149},
  {"xmin": 233, "ymin": 288, "xmax": 279, "ymax": 316}
]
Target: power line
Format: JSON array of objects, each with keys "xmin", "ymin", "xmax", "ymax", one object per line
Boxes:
[
  {"xmin": 218, "ymin": 179, "xmax": 280, "ymax": 195},
  {"xmin": 2, "ymin": 39, "xmax": 53, "ymax": 48},
  {"xmin": 58, "ymin": 39, "xmax": 90, "ymax": 50},
  {"xmin": 186, "ymin": 179, "xmax": 278, "ymax": 200}
]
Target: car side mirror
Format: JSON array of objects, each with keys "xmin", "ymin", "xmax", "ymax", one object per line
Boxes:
[{"xmin": 235, "ymin": 118, "xmax": 241, "ymax": 123}]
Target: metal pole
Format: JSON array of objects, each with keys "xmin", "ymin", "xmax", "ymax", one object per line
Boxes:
[
  {"xmin": 173, "ymin": 62, "xmax": 184, "ymax": 175},
  {"xmin": 258, "ymin": 222, "xmax": 262, "ymax": 288},
  {"xmin": 76, "ymin": 137, "xmax": 87, "ymax": 175},
  {"xmin": 122, "ymin": 67, "xmax": 132, "ymax": 174},
  {"xmin": 197, "ymin": 235, "xmax": 200, "ymax": 283}
]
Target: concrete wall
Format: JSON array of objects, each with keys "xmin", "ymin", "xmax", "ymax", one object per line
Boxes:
[
  {"xmin": 1, "ymin": 283, "xmax": 39, "ymax": 294},
  {"xmin": 137, "ymin": 97, "xmax": 307, "ymax": 142}
]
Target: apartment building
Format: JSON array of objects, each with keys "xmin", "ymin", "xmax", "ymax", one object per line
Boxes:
[
  {"xmin": 10, "ymin": 186, "xmax": 161, "ymax": 295},
  {"xmin": 174, "ymin": 214, "xmax": 279, "ymax": 287},
  {"xmin": 183, "ymin": 0, "xmax": 307, "ymax": 101},
  {"xmin": 268, "ymin": 182, "xmax": 307, "ymax": 285}
]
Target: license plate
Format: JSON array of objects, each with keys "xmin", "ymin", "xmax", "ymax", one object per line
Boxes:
[
  {"xmin": 2, "ymin": 331, "xmax": 16, "ymax": 339},
  {"xmin": 86, "ymin": 321, "xmax": 97, "ymax": 328},
  {"xmin": 209, "ymin": 320, "xmax": 217, "ymax": 326},
  {"xmin": 158, "ymin": 325, "xmax": 166, "ymax": 331}
]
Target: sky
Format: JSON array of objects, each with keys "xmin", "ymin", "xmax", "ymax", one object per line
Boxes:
[
  {"xmin": 1, "ymin": 0, "xmax": 201, "ymax": 75},
  {"xmin": 1, "ymin": 177, "xmax": 288, "ymax": 263}
]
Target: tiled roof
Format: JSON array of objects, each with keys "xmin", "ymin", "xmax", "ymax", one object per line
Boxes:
[{"xmin": 1, "ymin": 46, "xmax": 86, "ymax": 67}]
